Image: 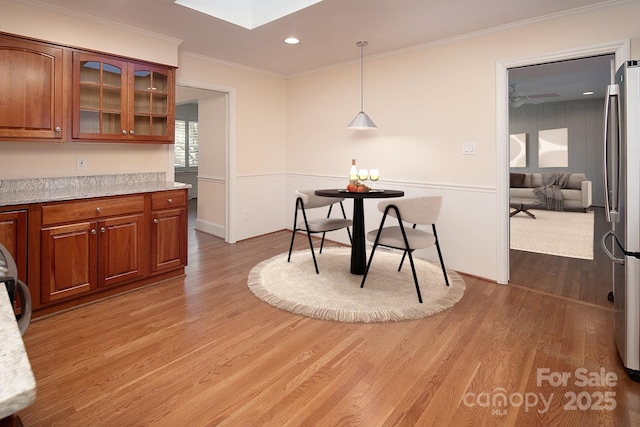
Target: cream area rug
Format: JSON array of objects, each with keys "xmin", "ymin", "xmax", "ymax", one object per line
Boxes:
[
  {"xmin": 510, "ymin": 209, "xmax": 594, "ymax": 259},
  {"xmin": 247, "ymin": 247, "xmax": 465, "ymax": 323}
]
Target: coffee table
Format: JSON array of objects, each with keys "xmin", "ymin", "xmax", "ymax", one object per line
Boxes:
[{"xmin": 510, "ymin": 198, "xmax": 543, "ymax": 219}]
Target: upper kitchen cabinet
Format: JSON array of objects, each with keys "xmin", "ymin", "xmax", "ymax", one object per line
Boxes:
[
  {"xmin": 0, "ymin": 34, "xmax": 65, "ymax": 140},
  {"xmin": 73, "ymin": 52, "xmax": 175, "ymax": 143},
  {"xmin": 130, "ymin": 62, "xmax": 175, "ymax": 142}
]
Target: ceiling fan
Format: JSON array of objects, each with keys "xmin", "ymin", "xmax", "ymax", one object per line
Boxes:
[{"xmin": 509, "ymin": 84, "xmax": 559, "ymax": 108}]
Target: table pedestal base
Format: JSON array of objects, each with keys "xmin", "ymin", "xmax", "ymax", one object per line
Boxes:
[{"xmin": 351, "ymin": 199, "xmax": 366, "ymax": 275}]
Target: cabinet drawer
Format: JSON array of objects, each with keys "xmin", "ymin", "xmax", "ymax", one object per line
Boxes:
[
  {"xmin": 42, "ymin": 195, "xmax": 145, "ymax": 225},
  {"xmin": 151, "ymin": 190, "xmax": 186, "ymax": 210}
]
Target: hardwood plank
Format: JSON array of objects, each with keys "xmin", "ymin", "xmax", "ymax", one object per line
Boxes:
[
  {"xmin": 17, "ymin": 200, "xmax": 640, "ymax": 425},
  {"xmin": 510, "ymin": 207, "xmax": 613, "ymax": 308}
]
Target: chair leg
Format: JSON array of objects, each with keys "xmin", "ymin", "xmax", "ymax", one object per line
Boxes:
[
  {"xmin": 339, "ymin": 202, "xmax": 353, "ymax": 244},
  {"xmin": 398, "ymin": 250, "xmax": 407, "ymax": 271},
  {"xmin": 287, "ymin": 209, "xmax": 299, "ymax": 263},
  {"xmin": 290, "ymin": 198, "xmax": 320, "ymax": 274},
  {"xmin": 405, "ymin": 250, "xmax": 423, "ymax": 303},
  {"xmin": 360, "ymin": 243, "xmax": 378, "ymax": 289},
  {"xmin": 432, "ymin": 225, "xmax": 449, "ymax": 286},
  {"xmin": 287, "ymin": 230, "xmax": 296, "ymax": 262},
  {"xmin": 305, "ymin": 230, "xmax": 320, "ymax": 274},
  {"xmin": 361, "ymin": 208, "xmax": 394, "ymax": 289},
  {"xmin": 319, "ymin": 232, "xmax": 326, "ymax": 254}
]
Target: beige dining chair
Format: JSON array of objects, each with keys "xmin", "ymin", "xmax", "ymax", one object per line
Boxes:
[
  {"xmin": 360, "ymin": 196, "xmax": 449, "ymax": 303},
  {"xmin": 288, "ymin": 190, "xmax": 353, "ymax": 274}
]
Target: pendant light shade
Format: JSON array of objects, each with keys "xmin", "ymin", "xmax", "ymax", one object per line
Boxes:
[
  {"xmin": 347, "ymin": 111, "xmax": 377, "ymax": 129},
  {"xmin": 347, "ymin": 41, "xmax": 376, "ymax": 130}
]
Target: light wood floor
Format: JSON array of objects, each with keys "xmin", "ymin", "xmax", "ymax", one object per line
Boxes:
[{"xmin": 18, "ymin": 201, "xmax": 640, "ymax": 426}]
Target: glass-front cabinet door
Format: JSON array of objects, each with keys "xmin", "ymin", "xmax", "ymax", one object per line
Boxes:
[
  {"xmin": 73, "ymin": 52, "xmax": 128, "ymax": 140},
  {"xmin": 129, "ymin": 62, "xmax": 174, "ymax": 142},
  {"xmin": 72, "ymin": 53, "xmax": 175, "ymax": 143}
]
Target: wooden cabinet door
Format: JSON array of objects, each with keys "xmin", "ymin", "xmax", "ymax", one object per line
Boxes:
[
  {"xmin": 72, "ymin": 52, "xmax": 128, "ymax": 141},
  {"xmin": 0, "ymin": 35, "xmax": 64, "ymax": 139},
  {"xmin": 98, "ymin": 214, "xmax": 146, "ymax": 287},
  {"xmin": 129, "ymin": 61, "xmax": 175, "ymax": 143},
  {"xmin": 41, "ymin": 221, "xmax": 97, "ymax": 302},
  {"xmin": 0, "ymin": 210, "xmax": 27, "ymax": 281},
  {"xmin": 150, "ymin": 207, "xmax": 186, "ymax": 274}
]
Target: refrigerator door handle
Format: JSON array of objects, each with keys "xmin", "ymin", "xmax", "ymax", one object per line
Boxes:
[
  {"xmin": 601, "ymin": 230, "xmax": 625, "ymax": 264},
  {"xmin": 603, "ymin": 84, "xmax": 620, "ymax": 223}
]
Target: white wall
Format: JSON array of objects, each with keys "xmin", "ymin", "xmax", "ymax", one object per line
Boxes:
[{"xmin": 195, "ymin": 90, "xmax": 227, "ymax": 236}]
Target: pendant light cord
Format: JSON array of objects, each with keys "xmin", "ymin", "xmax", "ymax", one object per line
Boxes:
[{"xmin": 357, "ymin": 41, "xmax": 367, "ymax": 113}]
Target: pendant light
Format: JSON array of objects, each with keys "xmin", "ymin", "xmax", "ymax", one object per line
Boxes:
[{"xmin": 347, "ymin": 41, "xmax": 377, "ymax": 130}]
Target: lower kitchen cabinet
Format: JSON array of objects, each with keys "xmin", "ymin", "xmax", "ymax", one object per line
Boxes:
[
  {"xmin": 0, "ymin": 209, "xmax": 28, "ymax": 315},
  {"xmin": 151, "ymin": 190, "xmax": 187, "ymax": 274},
  {"xmin": 0, "ymin": 209, "xmax": 27, "ymax": 281},
  {"xmin": 40, "ymin": 213, "xmax": 145, "ymax": 303},
  {"xmin": 2, "ymin": 188, "xmax": 188, "ymax": 316},
  {"xmin": 40, "ymin": 194, "xmax": 148, "ymax": 304}
]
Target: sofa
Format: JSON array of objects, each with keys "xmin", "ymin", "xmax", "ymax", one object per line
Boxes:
[{"xmin": 510, "ymin": 172, "xmax": 592, "ymax": 212}]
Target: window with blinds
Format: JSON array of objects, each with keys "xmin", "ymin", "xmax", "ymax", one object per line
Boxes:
[{"xmin": 174, "ymin": 119, "xmax": 198, "ymax": 170}]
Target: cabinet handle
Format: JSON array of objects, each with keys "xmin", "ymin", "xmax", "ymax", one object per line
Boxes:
[
  {"xmin": 91, "ymin": 229, "xmax": 97, "ymax": 235},
  {"xmin": 96, "ymin": 207, "xmax": 102, "ymax": 213},
  {"xmin": 129, "ymin": 130, "xmax": 135, "ymax": 135},
  {"xmin": 153, "ymin": 218, "xmax": 159, "ymax": 224},
  {"xmin": 167, "ymin": 198, "xmax": 173, "ymax": 204},
  {"xmin": 55, "ymin": 126, "xmax": 61, "ymax": 132},
  {"xmin": 122, "ymin": 130, "xmax": 127, "ymax": 135},
  {"xmin": 100, "ymin": 227, "xmax": 106, "ymax": 233}
]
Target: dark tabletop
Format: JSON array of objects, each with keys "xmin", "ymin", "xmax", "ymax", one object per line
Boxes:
[{"xmin": 315, "ymin": 189, "xmax": 404, "ymax": 199}]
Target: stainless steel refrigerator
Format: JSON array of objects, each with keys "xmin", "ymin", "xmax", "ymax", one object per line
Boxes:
[{"xmin": 602, "ymin": 60, "xmax": 640, "ymax": 381}]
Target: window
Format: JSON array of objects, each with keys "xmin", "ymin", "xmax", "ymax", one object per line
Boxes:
[{"xmin": 174, "ymin": 118, "xmax": 199, "ymax": 170}]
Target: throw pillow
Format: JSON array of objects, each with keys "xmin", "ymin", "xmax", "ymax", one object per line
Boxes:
[
  {"xmin": 566, "ymin": 173, "xmax": 585, "ymax": 189},
  {"xmin": 510, "ymin": 173, "xmax": 526, "ymax": 188}
]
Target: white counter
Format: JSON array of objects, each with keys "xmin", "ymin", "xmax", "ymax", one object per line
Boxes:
[{"xmin": 0, "ymin": 285, "xmax": 36, "ymax": 419}]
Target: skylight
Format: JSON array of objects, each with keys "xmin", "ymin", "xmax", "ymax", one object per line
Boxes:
[{"xmin": 174, "ymin": 0, "xmax": 324, "ymax": 30}]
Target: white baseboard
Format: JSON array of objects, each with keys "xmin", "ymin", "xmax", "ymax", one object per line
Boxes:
[{"xmin": 195, "ymin": 218, "xmax": 225, "ymax": 239}]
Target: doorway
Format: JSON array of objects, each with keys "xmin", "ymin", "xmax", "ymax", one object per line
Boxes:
[
  {"xmin": 495, "ymin": 40, "xmax": 630, "ymax": 291},
  {"xmin": 507, "ymin": 55, "xmax": 613, "ymax": 306},
  {"xmin": 175, "ymin": 81, "xmax": 236, "ymax": 243}
]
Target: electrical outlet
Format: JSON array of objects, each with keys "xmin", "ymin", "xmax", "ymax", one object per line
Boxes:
[
  {"xmin": 243, "ymin": 210, "xmax": 250, "ymax": 220},
  {"xmin": 76, "ymin": 156, "xmax": 87, "ymax": 170}
]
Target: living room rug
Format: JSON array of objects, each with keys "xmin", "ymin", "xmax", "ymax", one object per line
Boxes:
[
  {"xmin": 510, "ymin": 209, "xmax": 594, "ymax": 259},
  {"xmin": 247, "ymin": 247, "xmax": 465, "ymax": 323}
]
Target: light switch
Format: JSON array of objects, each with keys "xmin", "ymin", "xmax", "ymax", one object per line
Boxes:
[{"xmin": 462, "ymin": 142, "xmax": 477, "ymax": 155}]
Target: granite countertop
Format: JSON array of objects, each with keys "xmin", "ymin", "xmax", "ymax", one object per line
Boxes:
[
  {"xmin": 0, "ymin": 173, "xmax": 191, "ymax": 207},
  {"xmin": 0, "ymin": 285, "xmax": 36, "ymax": 419}
]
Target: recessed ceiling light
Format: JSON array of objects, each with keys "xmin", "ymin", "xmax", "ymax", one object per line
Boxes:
[
  {"xmin": 583, "ymin": 91, "xmax": 594, "ymax": 95},
  {"xmin": 285, "ymin": 37, "xmax": 300, "ymax": 44}
]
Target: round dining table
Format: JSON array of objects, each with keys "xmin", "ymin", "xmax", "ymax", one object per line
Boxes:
[{"xmin": 315, "ymin": 189, "xmax": 404, "ymax": 274}]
